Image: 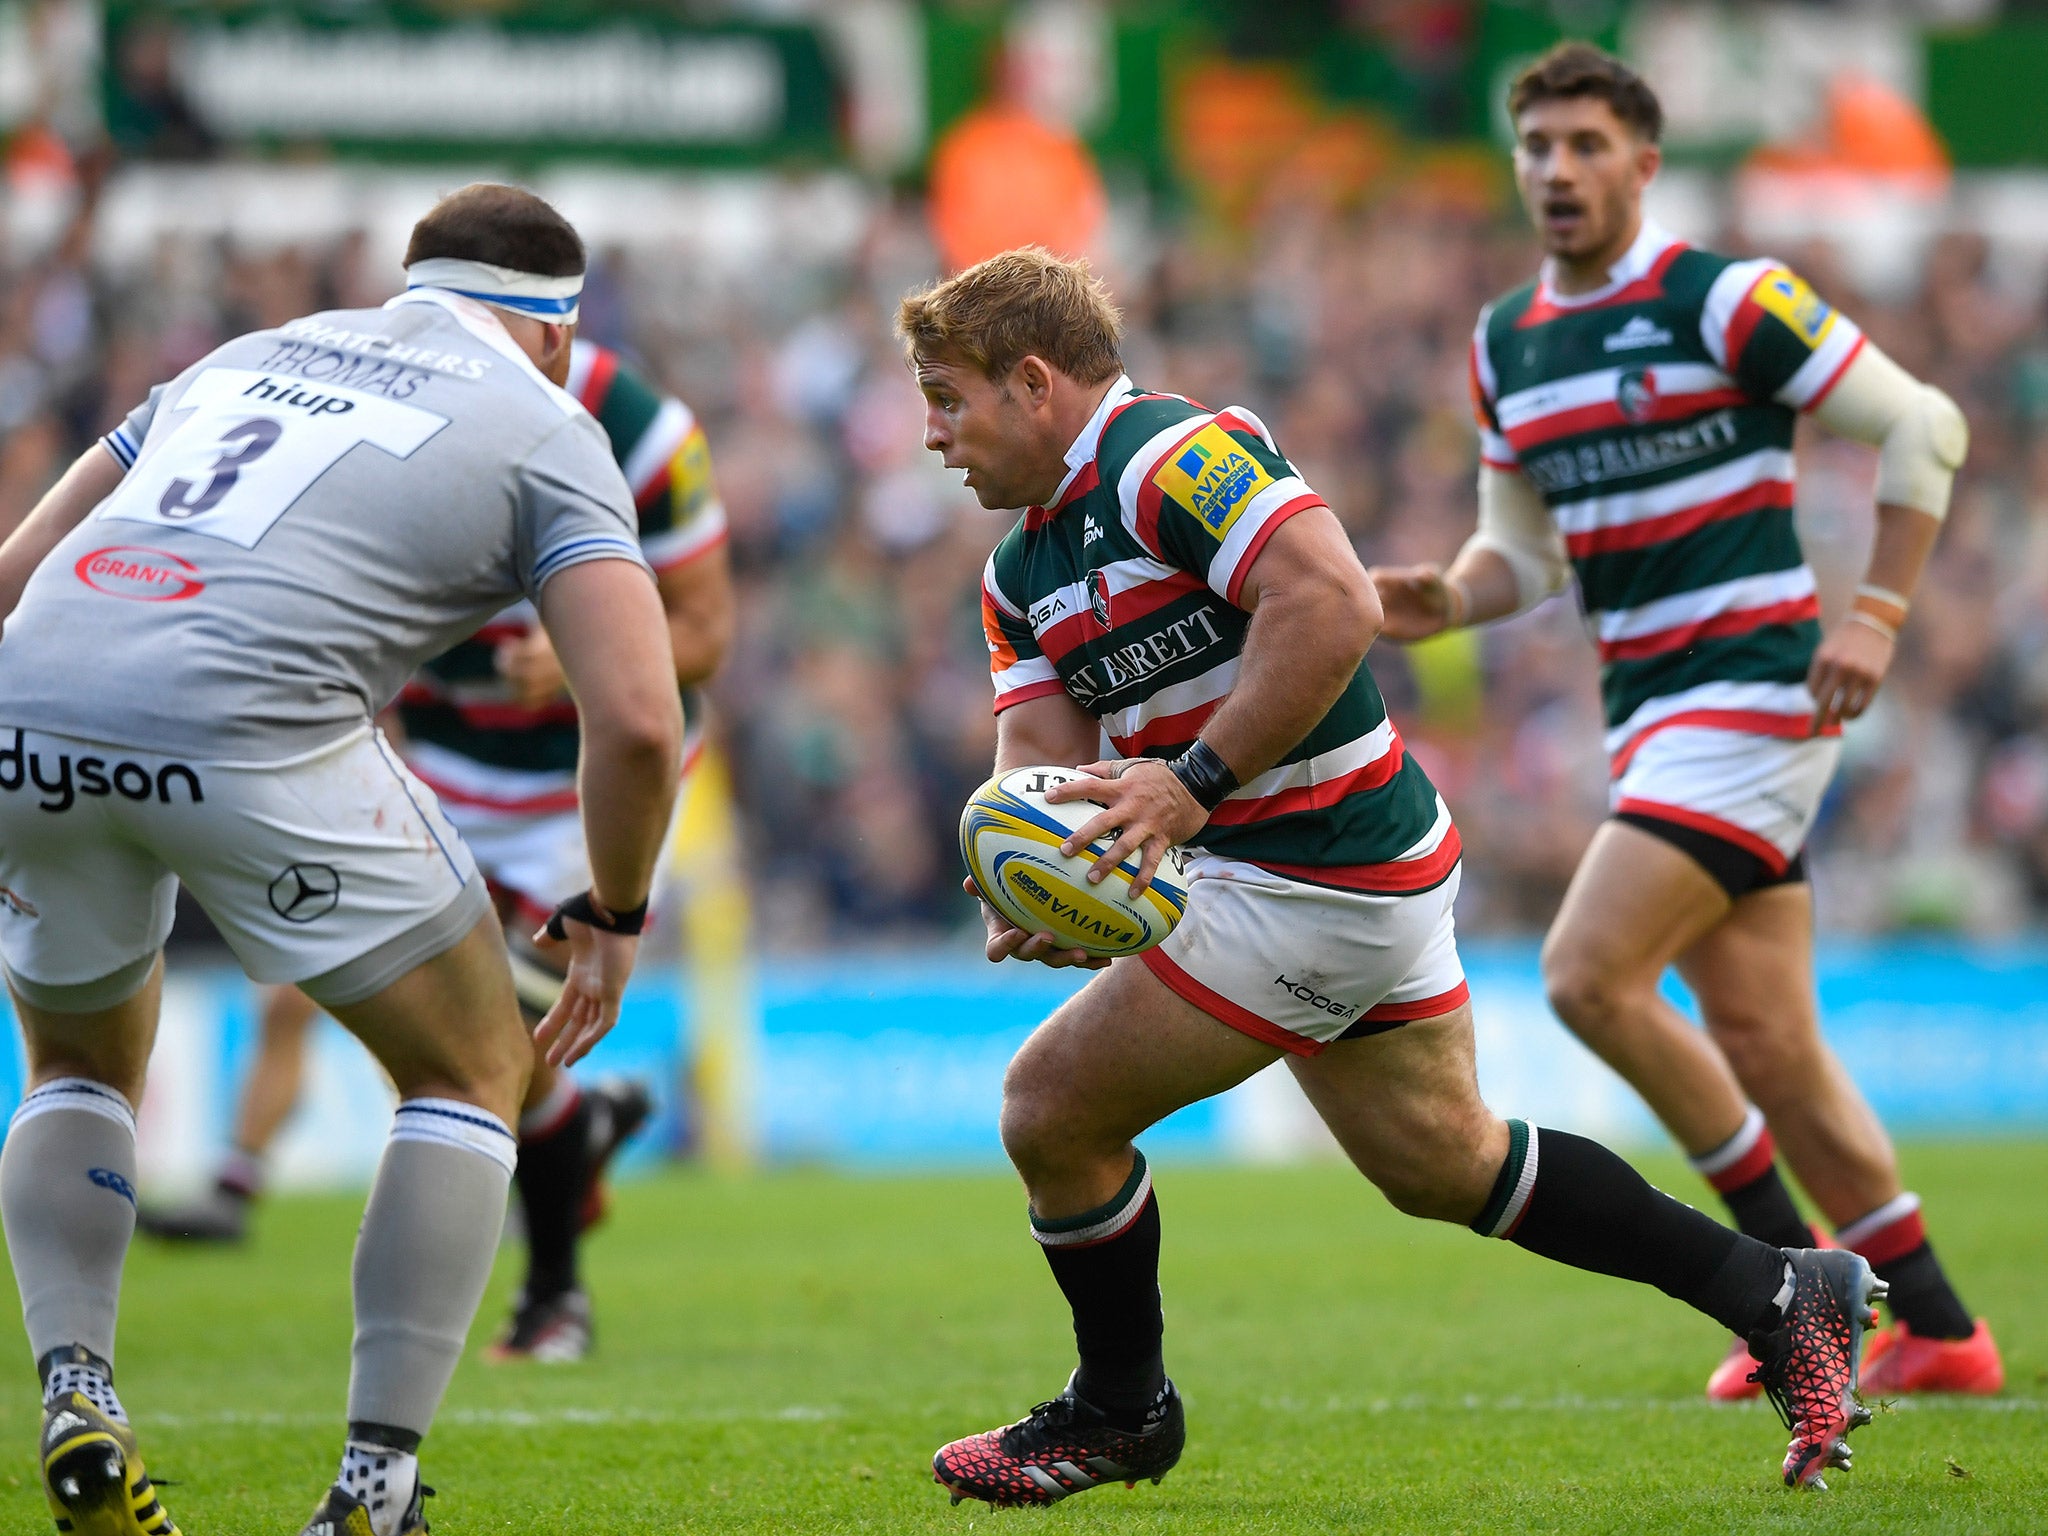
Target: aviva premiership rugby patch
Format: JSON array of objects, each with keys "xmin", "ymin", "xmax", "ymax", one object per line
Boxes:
[
  {"xmin": 1750, "ymin": 268, "xmax": 1836, "ymax": 348},
  {"xmin": 1153, "ymin": 423, "xmax": 1273, "ymax": 539}
]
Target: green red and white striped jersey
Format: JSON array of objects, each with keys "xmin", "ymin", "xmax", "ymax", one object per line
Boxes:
[
  {"xmin": 981, "ymin": 377, "xmax": 1454, "ymax": 891},
  {"xmin": 1470, "ymin": 222, "xmax": 1863, "ymax": 768},
  {"xmin": 398, "ymin": 339, "xmax": 723, "ymax": 811}
]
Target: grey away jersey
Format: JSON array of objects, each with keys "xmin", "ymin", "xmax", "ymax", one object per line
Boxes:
[{"xmin": 0, "ymin": 289, "xmax": 647, "ymax": 760}]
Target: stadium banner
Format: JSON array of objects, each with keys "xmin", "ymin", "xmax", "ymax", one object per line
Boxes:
[
  {"xmin": 101, "ymin": 2, "xmax": 843, "ymax": 164},
  {"xmin": 2, "ymin": 941, "xmax": 2044, "ymax": 1189}
]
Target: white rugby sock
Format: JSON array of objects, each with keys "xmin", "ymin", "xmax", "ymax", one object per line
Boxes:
[
  {"xmin": 45, "ymin": 1354, "xmax": 129, "ymax": 1424},
  {"xmin": 339, "ymin": 1439, "xmax": 420, "ymax": 1536},
  {"xmin": 346, "ymin": 1099, "xmax": 515, "ymax": 1442},
  {"xmin": 1, "ymin": 1078, "xmax": 138, "ymax": 1367}
]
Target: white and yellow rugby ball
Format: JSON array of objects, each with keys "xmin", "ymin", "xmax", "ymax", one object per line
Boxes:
[{"xmin": 959, "ymin": 765, "xmax": 1190, "ymax": 958}]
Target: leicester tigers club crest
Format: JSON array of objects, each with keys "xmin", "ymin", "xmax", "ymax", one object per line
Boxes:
[
  {"xmin": 1087, "ymin": 568, "xmax": 1111, "ymax": 631},
  {"xmin": 1616, "ymin": 367, "xmax": 1659, "ymax": 425}
]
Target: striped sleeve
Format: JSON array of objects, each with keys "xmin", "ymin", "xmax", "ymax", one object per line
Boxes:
[
  {"xmin": 99, "ymin": 385, "xmax": 166, "ymax": 471},
  {"xmin": 1469, "ymin": 306, "xmax": 1517, "ymax": 470},
  {"xmin": 517, "ymin": 415, "xmax": 651, "ymax": 597},
  {"xmin": 1116, "ymin": 406, "xmax": 1324, "ymax": 608},
  {"xmin": 1701, "ymin": 259, "xmax": 1865, "ymax": 412},
  {"xmin": 638, "ymin": 419, "xmax": 729, "ymax": 572},
  {"xmin": 982, "ymin": 545, "xmax": 1062, "ymax": 714}
]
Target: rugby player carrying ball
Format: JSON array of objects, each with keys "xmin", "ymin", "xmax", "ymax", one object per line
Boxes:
[{"xmin": 905, "ymin": 248, "xmax": 1885, "ymax": 1505}]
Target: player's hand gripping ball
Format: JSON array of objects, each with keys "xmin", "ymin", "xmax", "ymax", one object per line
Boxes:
[{"xmin": 959, "ymin": 765, "xmax": 1190, "ymax": 958}]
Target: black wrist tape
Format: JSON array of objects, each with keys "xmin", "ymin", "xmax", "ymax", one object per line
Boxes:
[
  {"xmin": 1169, "ymin": 740, "xmax": 1240, "ymax": 813},
  {"xmin": 544, "ymin": 888, "xmax": 649, "ymax": 939}
]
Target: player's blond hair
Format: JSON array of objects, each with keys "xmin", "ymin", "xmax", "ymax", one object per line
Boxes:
[{"xmin": 897, "ymin": 247, "xmax": 1123, "ymax": 385}]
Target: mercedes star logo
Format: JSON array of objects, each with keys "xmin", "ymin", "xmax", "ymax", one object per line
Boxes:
[{"xmin": 268, "ymin": 862, "xmax": 341, "ymax": 923}]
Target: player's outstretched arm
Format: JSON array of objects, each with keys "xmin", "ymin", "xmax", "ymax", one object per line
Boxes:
[
  {"xmin": 0, "ymin": 445, "xmax": 124, "ymax": 633},
  {"xmin": 1370, "ymin": 465, "xmax": 1567, "ymax": 640},
  {"xmin": 531, "ymin": 557, "xmax": 684, "ymax": 1064},
  {"xmin": 973, "ymin": 692, "xmax": 1109, "ymax": 970},
  {"xmin": 1803, "ymin": 343, "xmax": 1967, "ymax": 729}
]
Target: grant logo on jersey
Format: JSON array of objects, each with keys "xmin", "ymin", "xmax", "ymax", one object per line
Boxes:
[
  {"xmin": 1152, "ymin": 424, "xmax": 1272, "ymax": 538},
  {"xmin": 73, "ymin": 546, "xmax": 205, "ymax": 602},
  {"xmin": 1751, "ymin": 269, "xmax": 1836, "ymax": 348}
]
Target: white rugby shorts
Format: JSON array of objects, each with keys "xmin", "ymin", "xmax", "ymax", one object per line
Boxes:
[
  {"xmin": 1139, "ymin": 853, "xmax": 1469, "ymax": 1054},
  {"xmin": 411, "ymin": 733, "xmax": 706, "ymax": 928},
  {"xmin": 0, "ymin": 724, "xmax": 485, "ymax": 1012},
  {"xmin": 1610, "ymin": 725, "xmax": 1841, "ymax": 876},
  {"xmin": 443, "ymin": 803, "xmax": 589, "ymax": 928}
]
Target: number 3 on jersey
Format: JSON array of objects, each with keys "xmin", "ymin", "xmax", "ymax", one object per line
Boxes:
[{"xmin": 103, "ymin": 367, "xmax": 448, "ymax": 549}]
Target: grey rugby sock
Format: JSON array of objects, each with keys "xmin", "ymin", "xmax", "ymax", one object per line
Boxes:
[
  {"xmin": 346, "ymin": 1099, "xmax": 516, "ymax": 1439},
  {"xmin": 1, "ymin": 1078, "xmax": 139, "ymax": 1366}
]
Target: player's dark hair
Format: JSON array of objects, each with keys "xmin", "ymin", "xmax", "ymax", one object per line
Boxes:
[
  {"xmin": 1508, "ymin": 42, "xmax": 1663, "ymax": 143},
  {"xmin": 404, "ymin": 183, "xmax": 585, "ymax": 277}
]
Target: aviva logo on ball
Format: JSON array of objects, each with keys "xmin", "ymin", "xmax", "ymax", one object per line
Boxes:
[
  {"xmin": 959, "ymin": 766, "xmax": 1190, "ymax": 958},
  {"xmin": 997, "ymin": 854, "xmax": 1142, "ymax": 950}
]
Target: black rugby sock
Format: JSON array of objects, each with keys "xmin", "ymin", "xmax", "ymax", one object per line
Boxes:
[
  {"xmin": 1033, "ymin": 1150, "xmax": 1165, "ymax": 1426},
  {"xmin": 512, "ymin": 1091, "xmax": 590, "ymax": 1300},
  {"xmin": 1873, "ymin": 1242, "xmax": 1976, "ymax": 1339},
  {"xmin": 1473, "ymin": 1122, "xmax": 1790, "ymax": 1336},
  {"xmin": 1839, "ymin": 1196, "xmax": 1975, "ymax": 1339},
  {"xmin": 1689, "ymin": 1107, "xmax": 1812, "ymax": 1251},
  {"xmin": 1719, "ymin": 1166, "xmax": 1813, "ymax": 1253}
]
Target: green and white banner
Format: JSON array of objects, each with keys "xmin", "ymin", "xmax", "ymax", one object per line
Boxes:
[{"xmin": 103, "ymin": 3, "xmax": 843, "ymax": 164}]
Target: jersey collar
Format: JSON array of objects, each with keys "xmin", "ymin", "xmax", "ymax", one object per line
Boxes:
[
  {"xmin": 1028, "ymin": 374, "xmax": 1136, "ymax": 527},
  {"xmin": 1535, "ymin": 218, "xmax": 1681, "ymax": 310},
  {"xmin": 384, "ymin": 287, "xmax": 583, "ymax": 417}
]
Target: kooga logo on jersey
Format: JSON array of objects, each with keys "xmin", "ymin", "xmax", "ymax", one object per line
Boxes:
[
  {"xmin": 74, "ymin": 546, "xmax": 205, "ymax": 602},
  {"xmin": 0, "ymin": 730, "xmax": 203, "ymax": 812}
]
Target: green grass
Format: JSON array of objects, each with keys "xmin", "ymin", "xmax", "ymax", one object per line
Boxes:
[{"xmin": 2, "ymin": 1145, "xmax": 2042, "ymax": 1533}]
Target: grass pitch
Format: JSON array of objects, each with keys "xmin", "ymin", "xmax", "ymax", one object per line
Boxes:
[{"xmin": 0, "ymin": 1144, "xmax": 2041, "ymax": 1534}]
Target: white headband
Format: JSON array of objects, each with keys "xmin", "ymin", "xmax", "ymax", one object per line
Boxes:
[{"xmin": 403, "ymin": 257, "xmax": 581, "ymax": 324}]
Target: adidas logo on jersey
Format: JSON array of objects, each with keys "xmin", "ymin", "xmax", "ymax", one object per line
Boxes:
[
  {"xmin": 1082, "ymin": 514, "xmax": 1105, "ymax": 545},
  {"xmin": 1602, "ymin": 316, "xmax": 1674, "ymax": 352}
]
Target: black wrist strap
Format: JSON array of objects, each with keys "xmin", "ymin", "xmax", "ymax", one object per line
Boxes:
[
  {"xmin": 1169, "ymin": 739, "xmax": 1240, "ymax": 814},
  {"xmin": 544, "ymin": 888, "xmax": 649, "ymax": 939}
]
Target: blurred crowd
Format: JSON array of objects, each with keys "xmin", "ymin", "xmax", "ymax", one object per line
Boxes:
[{"xmin": 5, "ymin": 179, "xmax": 2048, "ymax": 944}]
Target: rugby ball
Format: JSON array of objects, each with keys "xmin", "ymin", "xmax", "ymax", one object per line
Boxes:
[{"xmin": 959, "ymin": 765, "xmax": 1190, "ymax": 958}]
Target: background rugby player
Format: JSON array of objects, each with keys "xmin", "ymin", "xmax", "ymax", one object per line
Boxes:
[
  {"xmin": 1371, "ymin": 43, "xmax": 2000, "ymax": 1400},
  {"xmin": 137, "ymin": 336, "xmax": 734, "ymax": 1364},
  {"xmin": 0, "ymin": 183, "xmax": 682, "ymax": 1536},
  {"xmin": 903, "ymin": 248, "xmax": 1885, "ymax": 1507}
]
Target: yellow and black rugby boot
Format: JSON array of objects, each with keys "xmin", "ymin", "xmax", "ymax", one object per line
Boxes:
[
  {"xmin": 38, "ymin": 1351, "xmax": 178, "ymax": 1536},
  {"xmin": 297, "ymin": 1476, "xmax": 432, "ymax": 1536}
]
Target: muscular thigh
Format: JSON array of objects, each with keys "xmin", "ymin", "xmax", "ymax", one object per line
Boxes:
[
  {"xmin": 1544, "ymin": 820, "xmax": 1733, "ymax": 985},
  {"xmin": 1005, "ymin": 956, "xmax": 1281, "ymax": 1149},
  {"xmin": 1677, "ymin": 881, "xmax": 1817, "ymax": 1038},
  {"xmin": 326, "ymin": 912, "xmax": 529, "ymax": 1119},
  {"xmin": 1288, "ymin": 1005, "xmax": 1506, "ymax": 1218}
]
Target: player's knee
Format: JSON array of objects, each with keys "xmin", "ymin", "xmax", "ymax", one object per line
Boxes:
[
  {"xmin": 997, "ymin": 1078, "xmax": 1067, "ymax": 1178},
  {"xmin": 1353, "ymin": 1102, "xmax": 1500, "ymax": 1224},
  {"xmin": 1541, "ymin": 945, "xmax": 1634, "ymax": 1037}
]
